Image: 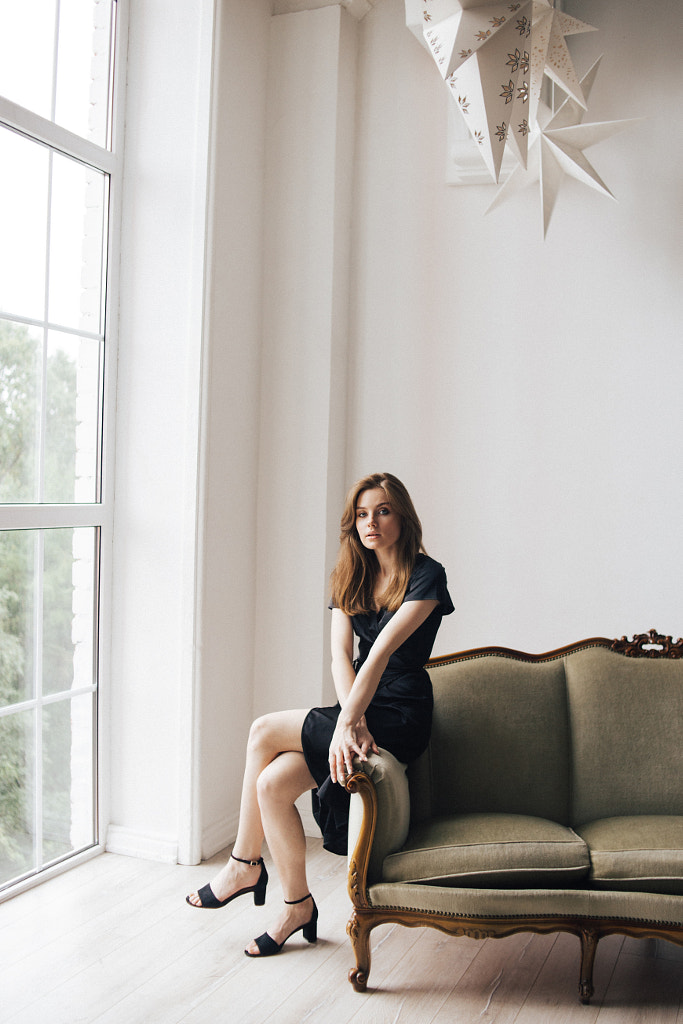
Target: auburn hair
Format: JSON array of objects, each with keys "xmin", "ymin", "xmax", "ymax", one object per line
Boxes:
[{"xmin": 330, "ymin": 472, "xmax": 425, "ymax": 615}]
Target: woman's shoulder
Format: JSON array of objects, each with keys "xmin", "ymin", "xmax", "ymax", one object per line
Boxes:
[
  {"xmin": 404, "ymin": 553, "xmax": 454, "ymax": 614},
  {"xmin": 410, "ymin": 552, "xmax": 446, "ymax": 580}
]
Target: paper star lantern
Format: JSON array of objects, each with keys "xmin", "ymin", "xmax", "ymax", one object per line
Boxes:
[
  {"xmin": 486, "ymin": 58, "xmax": 643, "ymax": 236},
  {"xmin": 420, "ymin": 0, "xmax": 534, "ymax": 182},
  {"xmin": 529, "ymin": 1, "xmax": 596, "ymax": 125},
  {"xmin": 409, "ymin": 1, "xmax": 599, "ymax": 183},
  {"xmin": 407, "ymin": 2, "xmax": 641, "ymax": 237}
]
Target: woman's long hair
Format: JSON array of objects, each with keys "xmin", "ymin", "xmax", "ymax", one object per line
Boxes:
[{"xmin": 330, "ymin": 472, "xmax": 425, "ymax": 615}]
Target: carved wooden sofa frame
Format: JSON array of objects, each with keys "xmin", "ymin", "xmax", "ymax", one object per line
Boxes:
[{"xmin": 345, "ymin": 631, "xmax": 683, "ymax": 1003}]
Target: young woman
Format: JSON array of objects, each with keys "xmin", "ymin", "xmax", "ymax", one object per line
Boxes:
[{"xmin": 186, "ymin": 472, "xmax": 453, "ymax": 958}]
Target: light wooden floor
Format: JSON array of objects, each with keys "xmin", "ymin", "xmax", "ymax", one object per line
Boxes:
[{"xmin": 2, "ymin": 839, "xmax": 683, "ymax": 1024}]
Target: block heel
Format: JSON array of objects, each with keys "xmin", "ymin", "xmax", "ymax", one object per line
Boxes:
[
  {"xmin": 245, "ymin": 893, "xmax": 318, "ymax": 957},
  {"xmin": 186, "ymin": 853, "xmax": 268, "ymax": 909}
]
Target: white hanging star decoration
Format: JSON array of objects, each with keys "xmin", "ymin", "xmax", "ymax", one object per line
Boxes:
[
  {"xmin": 419, "ymin": 0, "xmax": 535, "ymax": 182},
  {"xmin": 406, "ymin": 1, "xmax": 642, "ymax": 236},
  {"xmin": 411, "ymin": 0, "xmax": 597, "ymax": 183},
  {"xmin": 486, "ymin": 58, "xmax": 643, "ymax": 236},
  {"xmin": 528, "ymin": 0, "xmax": 596, "ymax": 126}
]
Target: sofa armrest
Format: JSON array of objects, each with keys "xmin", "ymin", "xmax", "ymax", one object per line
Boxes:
[{"xmin": 346, "ymin": 747, "xmax": 410, "ymax": 899}]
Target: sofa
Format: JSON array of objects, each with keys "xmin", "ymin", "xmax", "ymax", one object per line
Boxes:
[{"xmin": 345, "ymin": 629, "xmax": 683, "ymax": 1002}]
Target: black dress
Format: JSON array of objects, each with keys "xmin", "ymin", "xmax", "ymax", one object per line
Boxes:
[{"xmin": 301, "ymin": 553, "xmax": 454, "ymax": 855}]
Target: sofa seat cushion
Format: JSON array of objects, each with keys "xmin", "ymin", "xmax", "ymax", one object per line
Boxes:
[
  {"xmin": 577, "ymin": 816, "xmax": 683, "ymax": 895},
  {"xmin": 382, "ymin": 813, "xmax": 590, "ymax": 888}
]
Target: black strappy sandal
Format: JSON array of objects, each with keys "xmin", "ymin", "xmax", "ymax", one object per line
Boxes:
[
  {"xmin": 244, "ymin": 893, "xmax": 318, "ymax": 957},
  {"xmin": 186, "ymin": 852, "xmax": 268, "ymax": 909}
]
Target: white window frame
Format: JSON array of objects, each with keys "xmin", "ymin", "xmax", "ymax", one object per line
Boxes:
[{"xmin": 0, "ymin": 0, "xmax": 128, "ymax": 898}]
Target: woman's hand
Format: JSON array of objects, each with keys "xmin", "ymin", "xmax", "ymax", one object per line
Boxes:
[
  {"xmin": 328, "ymin": 716, "xmax": 376, "ymax": 785},
  {"xmin": 355, "ymin": 715, "xmax": 379, "ymax": 759}
]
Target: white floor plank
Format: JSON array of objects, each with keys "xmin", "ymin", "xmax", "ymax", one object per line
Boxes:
[
  {"xmin": 342, "ymin": 928, "xmax": 483, "ymax": 1024},
  {"xmin": 3, "ymin": 847, "xmax": 683, "ymax": 1024},
  {"xmin": 0, "ymin": 856, "xmax": 175, "ymax": 973},
  {"xmin": 430, "ymin": 932, "xmax": 558, "ymax": 1024},
  {"xmin": 511, "ymin": 931, "xmax": 623, "ymax": 1024},
  {"xmin": 596, "ymin": 948, "xmax": 683, "ymax": 1024},
  {"xmin": 176, "ymin": 849, "xmax": 350, "ymax": 1024}
]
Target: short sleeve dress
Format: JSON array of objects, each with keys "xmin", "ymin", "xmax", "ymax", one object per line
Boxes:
[{"xmin": 301, "ymin": 553, "xmax": 454, "ymax": 855}]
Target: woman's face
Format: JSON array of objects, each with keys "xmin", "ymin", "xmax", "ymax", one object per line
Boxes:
[{"xmin": 355, "ymin": 487, "xmax": 401, "ymax": 555}]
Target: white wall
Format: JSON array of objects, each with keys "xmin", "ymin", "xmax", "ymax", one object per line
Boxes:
[
  {"xmin": 195, "ymin": 0, "xmax": 272, "ymax": 866},
  {"xmin": 347, "ymin": 0, "xmax": 683, "ymax": 654},
  {"xmin": 109, "ymin": 0, "xmax": 360, "ymax": 865},
  {"xmin": 196, "ymin": 3, "xmax": 359, "ymax": 855},
  {"xmin": 109, "ymin": 0, "xmax": 683, "ymax": 864},
  {"xmin": 253, "ymin": 6, "xmax": 358, "ymax": 719},
  {"xmin": 108, "ymin": 0, "xmax": 214, "ymax": 862}
]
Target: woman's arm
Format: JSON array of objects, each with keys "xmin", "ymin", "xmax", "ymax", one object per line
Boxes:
[
  {"xmin": 328, "ymin": 597, "xmax": 439, "ymax": 783},
  {"xmin": 330, "ymin": 608, "xmax": 376, "ymax": 755},
  {"xmin": 330, "ymin": 608, "xmax": 356, "ymax": 706}
]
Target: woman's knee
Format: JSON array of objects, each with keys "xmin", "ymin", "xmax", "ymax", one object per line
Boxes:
[
  {"xmin": 247, "ymin": 713, "xmax": 280, "ymax": 756},
  {"xmin": 256, "ymin": 753, "xmax": 309, "ymax": 806},
  {"xmin": 247, "ymin": 709, "xmax": 306, "ymax": 759}
]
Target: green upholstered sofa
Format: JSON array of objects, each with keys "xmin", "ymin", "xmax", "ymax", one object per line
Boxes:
[{"xmin": 345, "ymin": 630, "xmax": 683, "ymax": 1002}]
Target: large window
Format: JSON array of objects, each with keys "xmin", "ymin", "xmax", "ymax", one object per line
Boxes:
[{"xmin": 0, "ymin": 0, "xmax": 119, "ymax": 894}]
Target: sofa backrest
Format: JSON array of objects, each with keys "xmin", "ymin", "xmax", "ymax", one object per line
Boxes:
[
  {"xmin": 413, "ymin": 651, "xmax": 572, "ymax": 825},
  {"xmin": 565, "ymin": 646, "xmax": 683, "ymax": 826}
]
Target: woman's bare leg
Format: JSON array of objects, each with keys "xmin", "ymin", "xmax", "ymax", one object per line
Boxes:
[
  {"xmin": 187, "ymin": 709, "xmax": 312, "ymax": 906},
  {"xmin": 245, "ymin": 749, "xmax": 318, "ymax": 954}
]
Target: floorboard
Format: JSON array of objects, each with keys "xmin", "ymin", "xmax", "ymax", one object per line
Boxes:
[
  {"xmin": 430, "ymin": 931, "xmax": 558, "ymax": 1024},
  {"xmin": 595, "ymin": 946, "xmax": 683, "ymax": 1024},
  {"xmin": 2, "ymin": 843, "xmax": 682, "ymax": 1024}
]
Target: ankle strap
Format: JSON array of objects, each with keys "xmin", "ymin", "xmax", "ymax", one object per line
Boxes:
[
  {"xmin": 284, "ymin": 893, "xmax": 312, "ymax": 905},
  {"xmin": 231, "ymin": 852, "xmax": 263, "ymax": 867}
]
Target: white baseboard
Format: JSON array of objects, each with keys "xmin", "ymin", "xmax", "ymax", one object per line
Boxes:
[
  {"xmin": 198, "ymin": 797, "xmax": 318, "ymax": 864},
  {"xmin": 201, "ymin": 812, "xmax": 239, "ymax": 861},
  {"xmin": 105, "ymin": 825, "xmax": 179, "ymax": 864},
  {"xmin": 106, "ymin": 799, "xmax": 320, "ymax": 866}
]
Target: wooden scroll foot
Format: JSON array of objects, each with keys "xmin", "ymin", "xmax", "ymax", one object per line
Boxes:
[
  {"xmin": 579, "ymin": 927, "xmax": 598, "ymax": 1004},
  {"xmin": 348, "ymin": 966, "xmax": 369, "ymax": 992},
  {"xmin": 347, "ymin": 911, "xmax": 372, "ymax": 992}
]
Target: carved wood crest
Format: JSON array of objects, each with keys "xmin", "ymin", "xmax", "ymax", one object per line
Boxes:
[{"xmin": 611, "ymin": 629, "xmax": 683, "ymax": 658}]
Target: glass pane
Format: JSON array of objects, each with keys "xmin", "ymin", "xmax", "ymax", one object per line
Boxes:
[
  {"xmin": 49, "ymin": 153, "xmax": 106, "ymax": 334},
  {"xmin": 44, "ymin": 333, "xmax": 77, "ymax": 504},
  {"xmin": 0, "ymin": 319, "xmax": 42, "ymax": 504},
  {"xmin": 0, "ymin": 322, "xmax": 102, "ymax": 504},
  {"xmin": 0, "ymin": 0, "xmax": 56, "ymax": 121},
  {"xmin": 55, "ymin": 0, "xmax": 115, "ymax": 148},
  {"xmin": 0, "ymin": 0, "xmax": 115, "ymax": 150},
  {"xmin": 43, "ymin": 693, "xmax": 95, "ymax": 864},
  {"xmin": 0, "ymin": 531, "xmax": 36, "ymax": 707},
  {"xmin": 0, "ymin": 708, "xmax": 35, "ymax": 887},
  {"xmin": 0, "ymin": 126, "xmax": 49, "ymax": 322},
  {"xmin": 43, "ymin": 528, "xmax": 97, "ymax": 696},
  {"xmin": 0, "ymin": 528, "xmax": 96, "ymax": 707},
  {"xmin": 45, "ymin": 332, "xmax": 103, "ymax": 504}
]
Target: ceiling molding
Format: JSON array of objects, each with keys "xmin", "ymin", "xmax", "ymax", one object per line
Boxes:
[{"xmin": 272, "ymin": 0, "xmax": 382, "ymax": 20}]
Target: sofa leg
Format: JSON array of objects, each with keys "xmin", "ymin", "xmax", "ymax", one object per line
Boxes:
[
  {"xmin": 347, "ymin": 910, "xmax": 372, "ymax": 991},
  {"xmin": 578, "ymin": 926, "xmax": 598, "ymax": 1004}
]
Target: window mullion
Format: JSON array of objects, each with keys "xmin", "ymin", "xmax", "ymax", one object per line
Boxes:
[
  {"xmin": 51, "ymin": 1, "xmax": 62, "ymax": 125},
  {"xmin": 0, "ymin": 683, "xmax": 97, "ymax": 719},
  {"xmin": 33, "ymin": 530, "xmax": 45, "ymax": 872},
  {"xmin": 38, "ymin": 150, "xmax": 54, "ymax": 505},
  {"xmin": 0, "ymin": 311, "xmax": 104, "ymax": 345},
  {"xmin": 37, "ymin": 328, "xmax": 47, "ymax": 503},
  {"xmin": 0, "ymin": 98, "xmax": 118, "ymax": 176}
]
